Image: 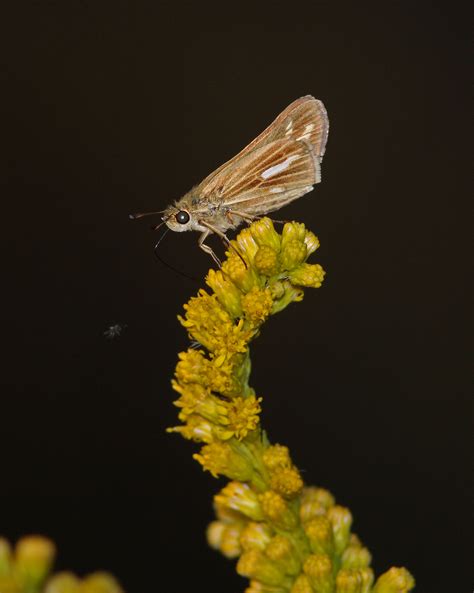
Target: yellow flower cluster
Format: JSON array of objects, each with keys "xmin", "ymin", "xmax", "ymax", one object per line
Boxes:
[
  {"xmin": 169, "ymin": 218, "xmax": 415, "ymax": 593},
  {"xmin": 169, "ymin": 219, "xmax": 325, "ymax": 461},
  {"xmin": 0, "ymin": 536, "xmax": 123, "ymax": 593}
]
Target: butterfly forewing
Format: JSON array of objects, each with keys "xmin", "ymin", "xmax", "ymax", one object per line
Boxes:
[
  {"xmin": 209, "ymin": 138, "xmax": 319, "ymax": 214},
  {"xmin": 258, "ymin": 95, "xmax": 329, "ymax": 157},
  {"xmin": 195, "ymin": 96, "xmax": 328, "ymax": 217},
  {"xmin": 199, "ymin": 96, "xmax": 328, "ymax": 191}
]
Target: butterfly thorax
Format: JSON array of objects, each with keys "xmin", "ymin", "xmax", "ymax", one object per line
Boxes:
[{"xmin": 163, "ymin": 189, "xmax": 242, "ymax": 234}]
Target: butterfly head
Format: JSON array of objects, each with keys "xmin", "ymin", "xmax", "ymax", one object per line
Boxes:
[{"xmin": 162, "ymin": 204, "xmax": 194, "ymax": 233}]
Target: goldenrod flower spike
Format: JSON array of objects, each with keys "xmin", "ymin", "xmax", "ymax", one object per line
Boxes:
[{"xmin": 170, "ymin": 218, "xmax": 415, "ymax": 592}]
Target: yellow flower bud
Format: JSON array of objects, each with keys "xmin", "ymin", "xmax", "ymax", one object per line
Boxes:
[
  {"xmin": 299, "ymin": 487, "xmax": 335, "ymax": 523},
  {"xmin": 269, "ymin": 466, "xmax": 304, "ymax": 499},
  {"xmin": 233, "ymin": 227, "xmax": 260, "ymax": 262},
  {"xmin": 335, "ymin": 568, "xmax": 374, "ymax": 593},
  {"xmin": 207, "ymin": 520, "xmax": 227, "ymax": 551},
  {"xmin": 341, "ymin": 541, "xmax": 372, "ymax": 568},
  {"xmin": 289, "ymin": 263, "xmax": 325, "ymax": 288},
  {"xmin": 215, "ymin": 482, "xmax": 264, "ymax": 521},
  {"xmin": 242, "ymin": 288, "xmax": 274, "ymax": 325},
  {"xmin": 214, "ymin": 498, "xmax": 247, "ymax": 523},
  {"xmin": 175, "ymin": 349, "xmax": 206, "ymax": 385},
  {"xmin": 265, "ymin": 535, "xmax": 301, "ymax": 576},
  {"xmin": 372, "ymin": 567, "xmax": 415, "ymax": 593},
  {"xmin": 237, "ymin": 549, "xmax": 286, "ymax": 587},
  {"xmin": 253, "ymin": 245, "xmax": 280, "ymax": 277},
  {"xmin": 222, "ymin": 251, "xmax": 261, "ymax": 293},
  {"xmin": 358, "ymin": 569, "xmax": 375, "ymax": 593},
  {"xmin": 219, "ymin": 523, "xmax": 244, "ymax": 559},
  {"xmin": 167, "ymin": 414, "xmax": 214, "ymax": 443},
  {"xmin": 222, "ymin": 251, "xmax": 248, "ymax": 282},
  {"xmin": 281, "ymin": 221, "xmax": 307, "ymax": 248},
  {"xmin": 304, "ymin": 516, "xmax": 334, "ymax": 555},
  {"xmin": 44, "ymin": 572, "xmax": 80, "ymax": 593},
  {"xmin": 327, "ymin": 505, "xmax": 352, "ymax": 554},
  {"xmin": 172, "ymin": 381, "xmax": 225, "ymax": 423},
  {"xmin": 250, "ymin": 218, "xmax": 282, "ymax": 252},
  {"xmin": 290, "ymin": 574, "xmax": 314, "ymax": 593},
  {"xmin": 240, "ymin": 522, "xmax": 273, "ymax": 551},
  {"xmin": 270, "ymin": 281, "xmax": 305, "ymax": 313},
  {"xmin": 206, "ymin": 268, "xmax": 243, "ymax": 317},
  {"xmin": 280, "ymin": 239, "xmax": 307, "ymax": 270},
  {"xmin": 219, "ymin": 395, "xmax": 262, "ymax": 440},
  {"xmin": 303, "ymin": 554, "xmax": 333, "ymax": 593},
  {"xmin": 254, "ymin": 245, "xmax": 280, "ymax": 276},
  {"xmin": 303, "ymin": 231, "xmax": 320, "ymax": 256},
  {"xmin": 194, "ymin": 441, "xmax": 254, "ymax": 481},
  {"xmin": 177, "ymin": 348, "xmax": 240, "ymax": 397},
  {"xmin": 258, "ymin": 491, "xmax": 297, "ymax": 530},
  {"xmin": 262, "ymin": 444, "xmax": 292, "ymax": 470},
  {"xmin": 15, "ymin": 536, "xmax": 55, "ymax": 590}
]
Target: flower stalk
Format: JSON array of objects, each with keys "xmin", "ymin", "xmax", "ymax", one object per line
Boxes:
[{"xmin": 169, "ymin": 218, "xmax": 415, "ymax": 593}]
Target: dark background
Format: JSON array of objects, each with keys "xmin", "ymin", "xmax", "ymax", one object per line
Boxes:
[{"xmin": 1, "ymin": 2, "xmax": 470, "ymax": 592}]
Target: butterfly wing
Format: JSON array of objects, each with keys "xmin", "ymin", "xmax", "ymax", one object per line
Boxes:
[
  {"xmin": 198, "ymin": 96, "xmax": 328, "ymax": 190},
  {"xmin": 195, "ymin": 96, "xmax": 329, "ymax": 216},
  {"xmin": 251, "ymin": 95, "xmax": 329, "ymax": 158},
  {"xmin": 209, "ymin": 137, "xmax": 319, "ymax": 215}
]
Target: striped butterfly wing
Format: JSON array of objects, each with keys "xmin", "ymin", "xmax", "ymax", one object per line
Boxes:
[
  {"xmin": 207, "ymin": 137, "xmax": 320, "ymax": 216},
  {"xmin": 196, "ymin": 96, "xmax": 329, "ymax": 216},
  {"xmin": 253, "ymin": 95, "xmax": 329, "ymax": 158}
]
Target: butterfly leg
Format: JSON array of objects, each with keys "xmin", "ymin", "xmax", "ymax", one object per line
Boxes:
[
  {"xmin": 227, "ymin": 209, "xmax": 256, "ymax": 224},
  {"xmin": 198, "ymin": 229, "xmax": 222, "ymax": 267},
  {"xmin": 198, "ymin": 219, "xmax": 247, "ymax": 268}
]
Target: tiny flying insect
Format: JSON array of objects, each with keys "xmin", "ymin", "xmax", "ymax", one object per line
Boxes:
[
  {"xmin": 130, "ymin": 95, "xmax": 329, "ymax": 265},
  {"xmin": 103, "ymin": 323, "xmax": 127, "ymax": 340}
]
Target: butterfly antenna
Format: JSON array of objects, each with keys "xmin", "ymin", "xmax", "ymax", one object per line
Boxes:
[
  {"xmin": 130, "ymin": 211, "xmax": 199, "ymax": 283},
  {"xmin": 153, "ymin": 227, "xmax": 200, "ymax": 283},
  {"xmin": 129, "ymin": 210, "xmax": 166, "ymax": 220}
]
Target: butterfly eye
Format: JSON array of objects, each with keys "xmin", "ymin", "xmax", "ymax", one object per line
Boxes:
[{"xmin": 176, "ymin": 210, "xmax": 190, "ymax": 224}]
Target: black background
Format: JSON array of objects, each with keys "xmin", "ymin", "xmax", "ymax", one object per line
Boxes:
[{"xmin": 1, "ymin": 2, "xmax": 470, "ymax": 592}]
